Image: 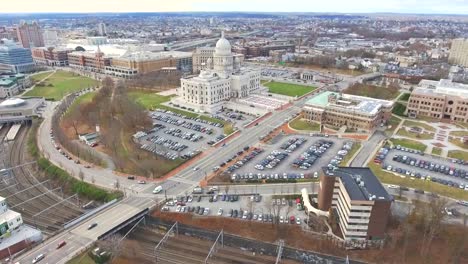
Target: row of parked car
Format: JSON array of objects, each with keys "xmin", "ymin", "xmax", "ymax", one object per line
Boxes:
[
  {"xmin": 154, "ymin": 108, "xmax": 224, "ymax": 128},
  {"xmin": 165, "ymin": 204, "xmax": 302, "ymax": 225},
  {"xmin": 391, "ymin": 154, "xmax": 468, "ymax": 179},
  {"xmin": 280, "ymin": 137, "xmax": 307, "ymax": 153},
  {"xmin": 292, "ymin": 140, "xmax": 333, "ymax": 170},
  {"xmin": 219, "ymin": 146, "xmax": 254, "ymax": 173},
  {"xmin": 231, "ymin": 172, "xmax": 309, "ymax": 181},
  {"xmin": 146, "ymin": 135, "xmax": 188, "ymax": 152},
  {"xmin": 164, "ymin": 128, "xmax": 204, "ymax": 142},
  {"xmin": 376, "ymin": 147, "xmax": 468, "ymax": 190},
  {"xmin": 255, "ymin": 150, "xmax": 289, "ymax": 170}
]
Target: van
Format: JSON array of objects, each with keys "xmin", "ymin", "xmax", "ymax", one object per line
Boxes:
[{"xmin": 153, "ymin": 185, "xmax": 163, "ymax": 194}]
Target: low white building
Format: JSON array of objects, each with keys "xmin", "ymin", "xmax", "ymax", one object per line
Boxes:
[{"xmin": 0, "ymin": 197, "xmax": 23, "ymax": 237}]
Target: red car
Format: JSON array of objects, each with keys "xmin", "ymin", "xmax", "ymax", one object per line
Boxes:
[
  {"xmin": 289, "ymin": 216, "xmax": 296, "ymax": 224},
  {"xmin": 56, "ymin": 241, "xmax": 66, "ymax": 249}
]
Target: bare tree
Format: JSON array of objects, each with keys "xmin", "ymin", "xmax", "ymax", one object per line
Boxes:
[
  {"xmin": 97, "ymin": 234, "xmax": 123, "ymax": 261},
  {"xmin": 419, "ymin": 198, "xmax": 448, "ymax": 258}
]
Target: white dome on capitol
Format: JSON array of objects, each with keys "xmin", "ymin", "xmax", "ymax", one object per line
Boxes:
[{"xmin": 215, "ymin": 31, "xmax": 232, "ymax": 56}]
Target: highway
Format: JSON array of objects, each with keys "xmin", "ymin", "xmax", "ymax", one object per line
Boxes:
[{"xmin": 16, "ymin": 196, "xmax": 155, "ymax": 264}]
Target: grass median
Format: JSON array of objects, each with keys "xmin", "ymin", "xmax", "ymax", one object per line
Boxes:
[
  {"xmin": 389, "ymin": 138, "xmax": 427, "ymax": 152},
  {"xmin": 341, "ymin": 142, "xmax": 362, "ymax": 166}
]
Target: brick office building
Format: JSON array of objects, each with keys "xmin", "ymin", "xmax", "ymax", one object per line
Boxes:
[{"xmin": 318, "ymin": 167, "xmax": 392, "ymax": 241}]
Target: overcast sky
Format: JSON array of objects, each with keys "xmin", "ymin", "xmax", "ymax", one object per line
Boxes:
[{"xmin": 1, "ymin": 0, "xmax": 468, "ymax": 14}]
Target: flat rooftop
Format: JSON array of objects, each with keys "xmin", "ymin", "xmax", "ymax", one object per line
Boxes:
[
  {"xmin": 0, "ymin": 224, "xmax": 42, "ymax": 251},
  {"xmin": 417, "ymin": 79, "xmax": 468, "ymax": 99},
  {"xmin": 0, "ymin": 97, "xmax": 44, "ymax": 112},
  {"xmin": 305, "ymin": 91, "xmax": 392, "ymax": 115},
  {"xmin": 323, "ymin": 167, "xmax": 392, "ymax": 202}
]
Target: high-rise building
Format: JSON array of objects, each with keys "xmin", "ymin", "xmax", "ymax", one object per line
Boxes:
[
  {"xmin": 42, "ymin": 30, "xmax": 59, "ymax": 46},
  {"xmin": 318, "ymin": 167, "xmax": 392, "ymax": 241},
  {"xmin": 98, "ymin": 22, "xmax": 107, "ymax": 36},
  {"xmin": 16, "ymin": 21, "xmax": 44, "ymax": 48},
  {"xmin": 0, "ymin": 39, "xmax": 35, "ymax": 73},
  {"xmin": 449, "ymin": 38, "xmax": 468, "ymax": 67}
]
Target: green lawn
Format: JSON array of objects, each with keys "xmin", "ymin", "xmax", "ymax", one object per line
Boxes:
[
  {"xmin": 25, "ymin": 70, "xmax": 98, "ymax": 100},
  {"xmin": 398, "ymin": 93, "xmax": 411, "ymax": 101},
  {"xmin": 341, "ymin": 142, "xmax": 362, "ymax": 166},
  {"xmin": 432, "ymin": 147, "xmax": 442, "ymax": 156},
  {"xmin": 389, "ymin": 138, "xmax": 427, "ymax": 152},
  {"xmin": 450, "ymin": 131, "xmax": 468, "ymax": 137},
  {"xmin": 368, "ymin": 162, "xmax": 468, "ymax": 200},
  {"xmin": 129, "ymin": 90, "xmax": 228, "ymax": 126},
  {"xmin": 396, "ymin": 128, "xmax": 434, "ymax": 140},
  {"xmin": 385, "ymin": 115, "xmax": 402, "ymax": 135},
  {"xmin": 455, "ymin": 122, "xmax": 468, "ymax": 129},
  {"xmin": 64, "ymin": 92, "xmax": 96, "ymax": 119},
  {"xmin": 402, "ymin": 120, "xmax": 436, "ymax": 132},
  {"xmin": 392, "ymin": 102, "xmax": 407, "ymax": 117},
  {"xmin": 449, "ymin": 138, "xmax": 468, "ymax": 150},
  {"xmin": 447, "ymin": 150, "xmax": 468, "ymax": 160},
  {"xmin": 264, "ymin": 81, "xmax": 316, "ymax": 97},
  {"xmin": 31, "ymin": 71, "xmax": 54, "ymax": 81},
  {"xmin": 289, "ymin": 118, "xmax": 320, "ymax": 131}
]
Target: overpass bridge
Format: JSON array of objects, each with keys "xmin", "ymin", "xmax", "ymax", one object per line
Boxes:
[{"xmin": 15, "ymin": 196, "xmax": 157, "ymax": 264}]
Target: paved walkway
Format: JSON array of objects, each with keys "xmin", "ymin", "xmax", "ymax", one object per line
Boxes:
[
  {"xmin": 390, "ymin": 116, "xmax": 468, "ymax": 158},
  {"xmin": 20, "ymin": 70, "xmax": 56, "ymax": 96}
]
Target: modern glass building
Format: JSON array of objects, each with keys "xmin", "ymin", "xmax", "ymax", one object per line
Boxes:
[{"xmin": 0, "ymin": 39, "xmax": 35, "ymax": 73}]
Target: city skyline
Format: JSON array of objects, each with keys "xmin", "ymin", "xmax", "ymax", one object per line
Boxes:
[{"xmin": 1, "ymin": 0, "xmax": 468, "ymax": 15}]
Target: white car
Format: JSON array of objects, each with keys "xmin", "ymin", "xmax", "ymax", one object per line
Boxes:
[
  {"xmin": 387, "ymin": 184, "xmax": 399, "ymax": 189},
  {"xmin": 444, "ymin": 207, "xmax": 453, "ymax": 216},
  {"xmin": 279, "ymin": 216, "xmax": 284, "ymax": 223},
  {"xmin": 32, "ymin": 254, "xmax": 45, "ymax": 263},
  {"xmin": 193, "ymin": 167, "xmax": 199, "ymax": 171},
  {"xmin": 217, "ymin": 208, "xmax": 223, "ymax": 216},
  {"xmin": 296, "ymin": 217, "xmax": 301, "ymax": 225}
]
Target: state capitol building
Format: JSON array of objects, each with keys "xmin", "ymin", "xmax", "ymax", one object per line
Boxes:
[{"xmin": 174, "ymin": 32, "xmax": 262, "ymax": 113}]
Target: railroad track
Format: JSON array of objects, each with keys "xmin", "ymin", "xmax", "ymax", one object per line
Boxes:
[
  {"xmin": 118, "ymin": 227, "xmax": 282, "ymax": 264},
  {"xmin": 0, "ymin": 124, "xmax": 84, "ymax": 236}
]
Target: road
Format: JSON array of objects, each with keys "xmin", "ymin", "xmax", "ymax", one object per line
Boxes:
[{"xmin": 16, "ymin": 196, "xmax": 154, "ymax": 264}]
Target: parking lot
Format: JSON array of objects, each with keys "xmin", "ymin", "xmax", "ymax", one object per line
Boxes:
[
  {"xmin": 133, "ymin": 109, "xmax": 225, "ymax": 159},
  {"xmin": 211, "ymin": 106, "xmax": 257, "ymax": 127},
  {"xmin": 217, "ymin": 135, "xmax": 354, "ymax": 182},
  {"xmin": 376, "ymin": 146, "xmax": 468, "ymax": 190},
  {"xmin": 161, "ymin": 192, "xmax": 309, "ymax": 226}
]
